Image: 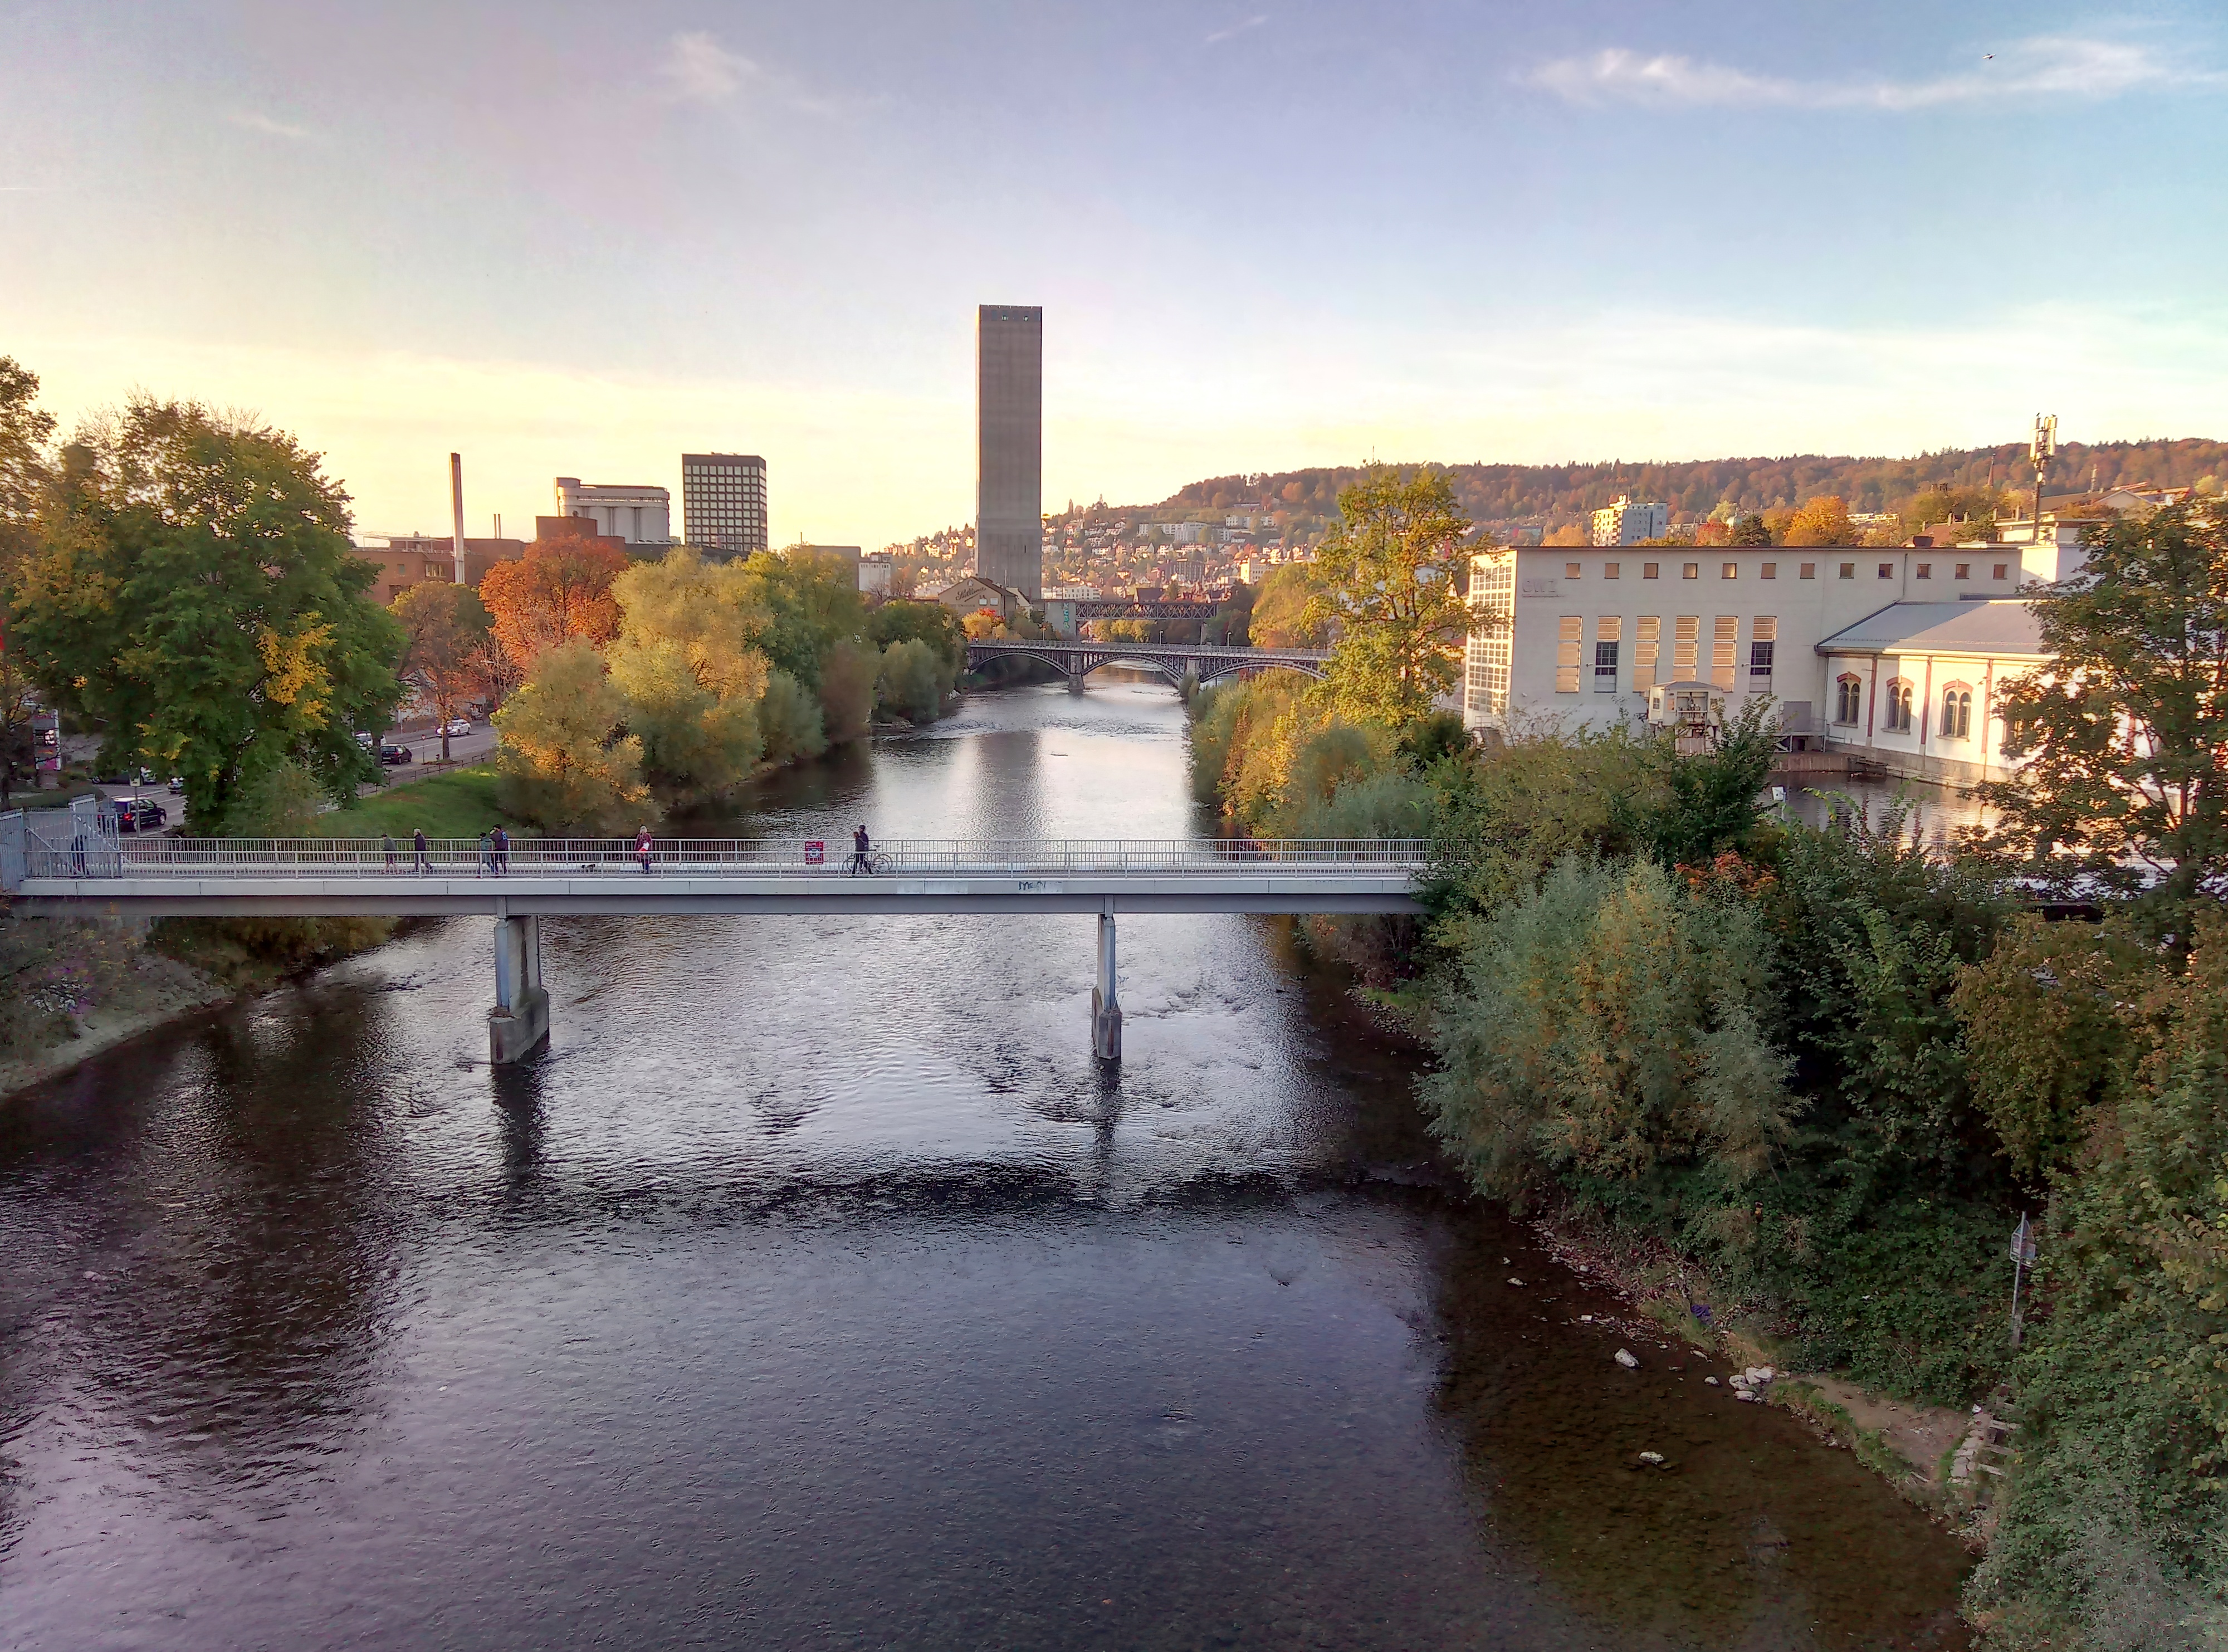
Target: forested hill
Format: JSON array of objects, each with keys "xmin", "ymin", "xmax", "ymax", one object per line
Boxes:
[{"xmin": 1149, "ymin": 437, "xmax": 2228, "ymax": 529}]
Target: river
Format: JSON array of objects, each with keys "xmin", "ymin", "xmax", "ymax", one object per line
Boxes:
[{"xmin": 0, "ymin": 680, "xmax": 1972, "ymax": 1650}]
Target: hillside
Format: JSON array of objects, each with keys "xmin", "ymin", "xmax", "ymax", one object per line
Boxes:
[{"xmin": 1141, "ymin": 437, "xmax": 2228, "ymax": 534}]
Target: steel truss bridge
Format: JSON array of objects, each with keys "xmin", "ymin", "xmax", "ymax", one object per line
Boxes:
[
  {"xmin": 965, "ymin": 640, "xmax": 1328, "ymax": 690},
  {"xmin": 3, "ymin": 819, "xmax": 1423, "ymax": 1066}
]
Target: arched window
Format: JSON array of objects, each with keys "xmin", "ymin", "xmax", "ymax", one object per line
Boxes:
[
  {"xmin": 1834, "ymin": 674, "xmax": 1862, "ymax": 725},
  {"xmin": 1941, "ymin": 683, "xmax": 1973, "ymax": 740},
  {"xmin": 1885, "ymin": 678, "xmax": 1914, "ymax": 732}
]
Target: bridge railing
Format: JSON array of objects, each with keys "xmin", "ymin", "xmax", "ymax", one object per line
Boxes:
[{"xmin": 20, "ymin": 836, "xmax": 1428, "ymax": 881}]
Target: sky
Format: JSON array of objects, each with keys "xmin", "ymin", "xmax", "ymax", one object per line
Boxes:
[{"xmin": 4, "ymin": 0, "xmax": 2225, "ymax": 547}]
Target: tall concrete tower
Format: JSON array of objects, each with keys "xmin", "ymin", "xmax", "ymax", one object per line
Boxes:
[{"xmin": 975, "ymin": 304, "xmax": 1043, "ymax": 600}]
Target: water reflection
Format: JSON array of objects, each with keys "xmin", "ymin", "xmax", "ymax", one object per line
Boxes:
[{"xmin": 0, "ymin": 680, "xmax": 1972, "ymax": 1649}]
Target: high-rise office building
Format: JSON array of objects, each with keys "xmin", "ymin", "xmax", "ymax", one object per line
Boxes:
[
  {"xmin": 975, "ymin": 304, "xmax": 1043, "ymax": 600},
  {"xmin": 682, "ymin": 452, "xmax": 769, "ymax": 556}
]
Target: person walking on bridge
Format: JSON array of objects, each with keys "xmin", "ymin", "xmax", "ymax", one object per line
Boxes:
[
  {"xmin": 636, "ymin": 825, "xmax": 654, "ymax": 875},
  {"xmin": 491, "ymin": 824, "xmax": 510, "ymax": 877},
  {"xmin": 850, "ymin": 823, "xmax": 872, "ymax": 876},
  {"xmin": 412, "ymin": 827, "xmax": 429, "ymax": 874}
]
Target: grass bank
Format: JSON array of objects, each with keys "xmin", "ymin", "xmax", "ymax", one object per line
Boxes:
[{"xmin": 314, "ymin": 763, "xmax": 510, "ymax": 839}]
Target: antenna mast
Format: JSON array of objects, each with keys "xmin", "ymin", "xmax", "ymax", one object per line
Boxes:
[{"xmin": 2029, "ymin": 415, "xmax": 2057, "ymax": 544}]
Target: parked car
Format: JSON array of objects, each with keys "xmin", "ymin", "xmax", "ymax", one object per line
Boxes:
[
  {"xmin": 444, "ymin": 718, "xmax": 473, "ymax": 737},
  {"xmin": 379, "ymin": 743, "xmax": 413, "ymax": 766},
  {"xmin": 111, "ymin": 796, "xmax": 167, "ymax": 833}
]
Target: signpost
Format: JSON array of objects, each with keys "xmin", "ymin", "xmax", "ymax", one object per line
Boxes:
[{"xmin": 803, "ymin": 841, "xmax": 825, "ymax": 866}]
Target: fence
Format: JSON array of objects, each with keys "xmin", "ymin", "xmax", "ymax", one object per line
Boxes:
[{"xmin": 12, "ymin": 836, "xmax": 1430, "ymax": 884}]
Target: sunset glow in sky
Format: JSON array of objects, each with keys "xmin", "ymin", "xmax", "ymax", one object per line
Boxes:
[{"xmin": 6, "ymin": 1, "xmax": 2225, "ymax": 545}]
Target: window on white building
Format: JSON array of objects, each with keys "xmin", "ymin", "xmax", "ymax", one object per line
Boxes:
[
  {"xmin": 1941, "ymin": 684, "xmax": 1973, "ymax": 740},
  {"xmin": 1834, "ymin": 675, "xmax": 1861, "ymax": 725},
  {"xmin": 1885, "ymin": 678, "xmax": 1914, "ymax": 732}
]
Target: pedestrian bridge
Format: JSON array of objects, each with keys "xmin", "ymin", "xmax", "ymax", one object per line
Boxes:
[
  {"xmin": 965, "ymin": 640, "xmax": 1330, "ymax": 690},
  {"xmin": 5, "ymin": 832, "xmax": 1426, "ymax": 1067}
]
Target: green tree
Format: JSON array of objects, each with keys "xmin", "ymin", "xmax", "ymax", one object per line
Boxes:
[
  {"xmin": 1976, "ymin": 501, "xmax": 2228, "ymax": 918},
  {"xmin": 13, "ymin": 399, "xmax": 404, "ymax": 830},
  {"xmin": 1303, "ymin": 467, "xmax": 1478, "ymax": 725},
  {"xmin": 867, "ymin": 599, "xmax": 963, "ymax": 672},
  {"xmin": 492, "ymin": 639, "xmax": 646, "ymax": 831},
  {"xmin": 392, "ymin": 581, "xmax": 492, "ymax": 764},
  {"xmin": 1423, "ymin": 857, "xmax": 1799, "ymax": 1200},
  {"xmin": 1616, "ymin": 696, "xmax": 1782, "ymax": 871},
  {"xmin": 742, "ymin": 547, "xmax": 867, "ymax": 687},
  {"xmin": 817, "ymin": 638, "xmax": 878, "ymax": 745},
  {"xmin": 875, "ymin": 638, "xmax": 950, "ymax": 724},
  {"xmin": 0, "ymin": 357, "xmax": 57, "ymax": 805},
  {"xmin": 1727, "ymin": 513, "xmax": 1773, "ymax": 546}
]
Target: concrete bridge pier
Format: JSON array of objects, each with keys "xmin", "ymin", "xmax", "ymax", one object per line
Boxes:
[
  {"xmin": 1091, "ymin": 910, "xmax": 1122, "ymax": 1062},
  {"xmin": 1066, "ymin": 671, "xmax": 1086, "ymax": 695},
  {"xmin": 490, "ymin": 911, "xmax": 550, "ymax": 1064}
]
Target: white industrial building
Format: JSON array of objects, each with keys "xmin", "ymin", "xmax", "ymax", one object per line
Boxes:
[
  {"xmin": 1461, "ymin": 522, "xmax": 2090, "ymax": 784},
  {"xmin": 554, "ymin": 477, "xmax": 673, "ymax": 546}
]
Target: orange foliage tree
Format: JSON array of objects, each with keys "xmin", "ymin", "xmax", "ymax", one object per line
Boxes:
[
  {"xmin": 479, "ymin": 538, "xmax": 630, "ymax": 669},
  {"xmin": 1781, "ymin": 495, "xmax": 1855, "ymax": 546}
]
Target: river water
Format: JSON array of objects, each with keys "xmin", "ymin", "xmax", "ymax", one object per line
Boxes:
[{"xmin": 0, "ymin": 680, "xmax": 1972, "ymax": 1650}]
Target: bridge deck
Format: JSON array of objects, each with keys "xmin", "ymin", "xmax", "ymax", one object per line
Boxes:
[{"xmin": 8, "ymin": 838, "xmax": 1426, "ymax": 917}]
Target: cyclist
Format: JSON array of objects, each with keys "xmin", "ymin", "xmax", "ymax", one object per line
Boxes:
[{"xmin": 850, "ymin": 823, "xmax": 872, "ymax": 876}]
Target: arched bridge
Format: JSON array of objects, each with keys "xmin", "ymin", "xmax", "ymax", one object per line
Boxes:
[
  {"xmin": 3, "ymin": 819, "xmax": 1421, "ymax": 1068},
  {"xmin": 966, "ymin": 640, "xmax": 1329, "ymax": 690}
]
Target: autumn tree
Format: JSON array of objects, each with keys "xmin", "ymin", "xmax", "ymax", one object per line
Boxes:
[
  {"xmin": 1247, "ymin": 565, "xmax": 1321, "ymax": 648},
  {"xmin": 603, "ymin": 550, "xmax": 770, "ymax": 803},
  {"xmin": 13, "ymin": 399, "xmax": 403, "ymax": 830},
  {"xmin": 392, "ymin": 581, "xmax": 492, "ymax": 763},
  {"xmin": 491, "ymin": 639, "xmax": 646, "ymax": 832},
  {"xmin": 1780, "ymin": 496, "xmax": 1854, "ymax": 546},
  {"xmin": 1303, "ymin": 467, "xmax": 1479, "ymax": 725},
  {"xmin": 1976, "ymin": 501, "xmax": 2228, "ymax": 918},
  {"xmin": 478, "ymin": 534, "xmax": 629, "ymax": 670}
]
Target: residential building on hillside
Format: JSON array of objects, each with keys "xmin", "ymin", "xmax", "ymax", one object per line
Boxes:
[
  {"xmin": 976, "ymin": 304, "xmax": 1044, "ymax": 600},
  {"xmin": 1590, "ymin": 496, "xmax": 1670, "ymax": 545},
  {"xmin": 682, "ymin": 453, "xmax": 768, "ymax": 555},
  {"xmin": 554, "ymin": 477, "xmax": 672, "ymax": 546},
  {"xmin": 936, "ymin": 574, "xmax": 1026, "ymax": 622},
  {"xmin": 1461, "ymin": 537, "xmax": 2080, "ymax": 783}
]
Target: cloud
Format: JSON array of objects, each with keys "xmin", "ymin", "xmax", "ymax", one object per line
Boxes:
[
  {"xmin": 661, "ymin": 30, "xmax": 752, "ymax": 102},
  {"xmin": 1205, "ymin": 14, "xmax": 1268, "ymax": 46},
  {"xmin": 226, "ymin": 110, "xmax": 311, "ymax": 139},
  {"xmin": 656, "ymin": 30, "xmax": 848, "ymax": 115},
  {"xmin": 1525, "ymin": 35, "xmax": 2217, "ymax": 110}
]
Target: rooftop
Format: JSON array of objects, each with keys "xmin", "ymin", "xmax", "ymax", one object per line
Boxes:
[{"xmin": 1817, "ymin": 600, "xmax": 2043, "ymax": 658}]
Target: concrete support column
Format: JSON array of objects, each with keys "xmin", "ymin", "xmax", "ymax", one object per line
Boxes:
[
  {"xmin": 1091, "ymin": 910, "xmax": 1121, "ymax": 1062},
  {"xmin": 489, "ymin": 912, "xmax": 550, "ymax": 1064},
  {"xmin": 1067, "ymin": 671, "xmax": 1086, "ymax": 695}
]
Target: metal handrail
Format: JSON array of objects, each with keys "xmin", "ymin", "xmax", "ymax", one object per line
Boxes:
[{"xmin": 21, "ymin": 836, "xmax": 1430, "ymax": 880}]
